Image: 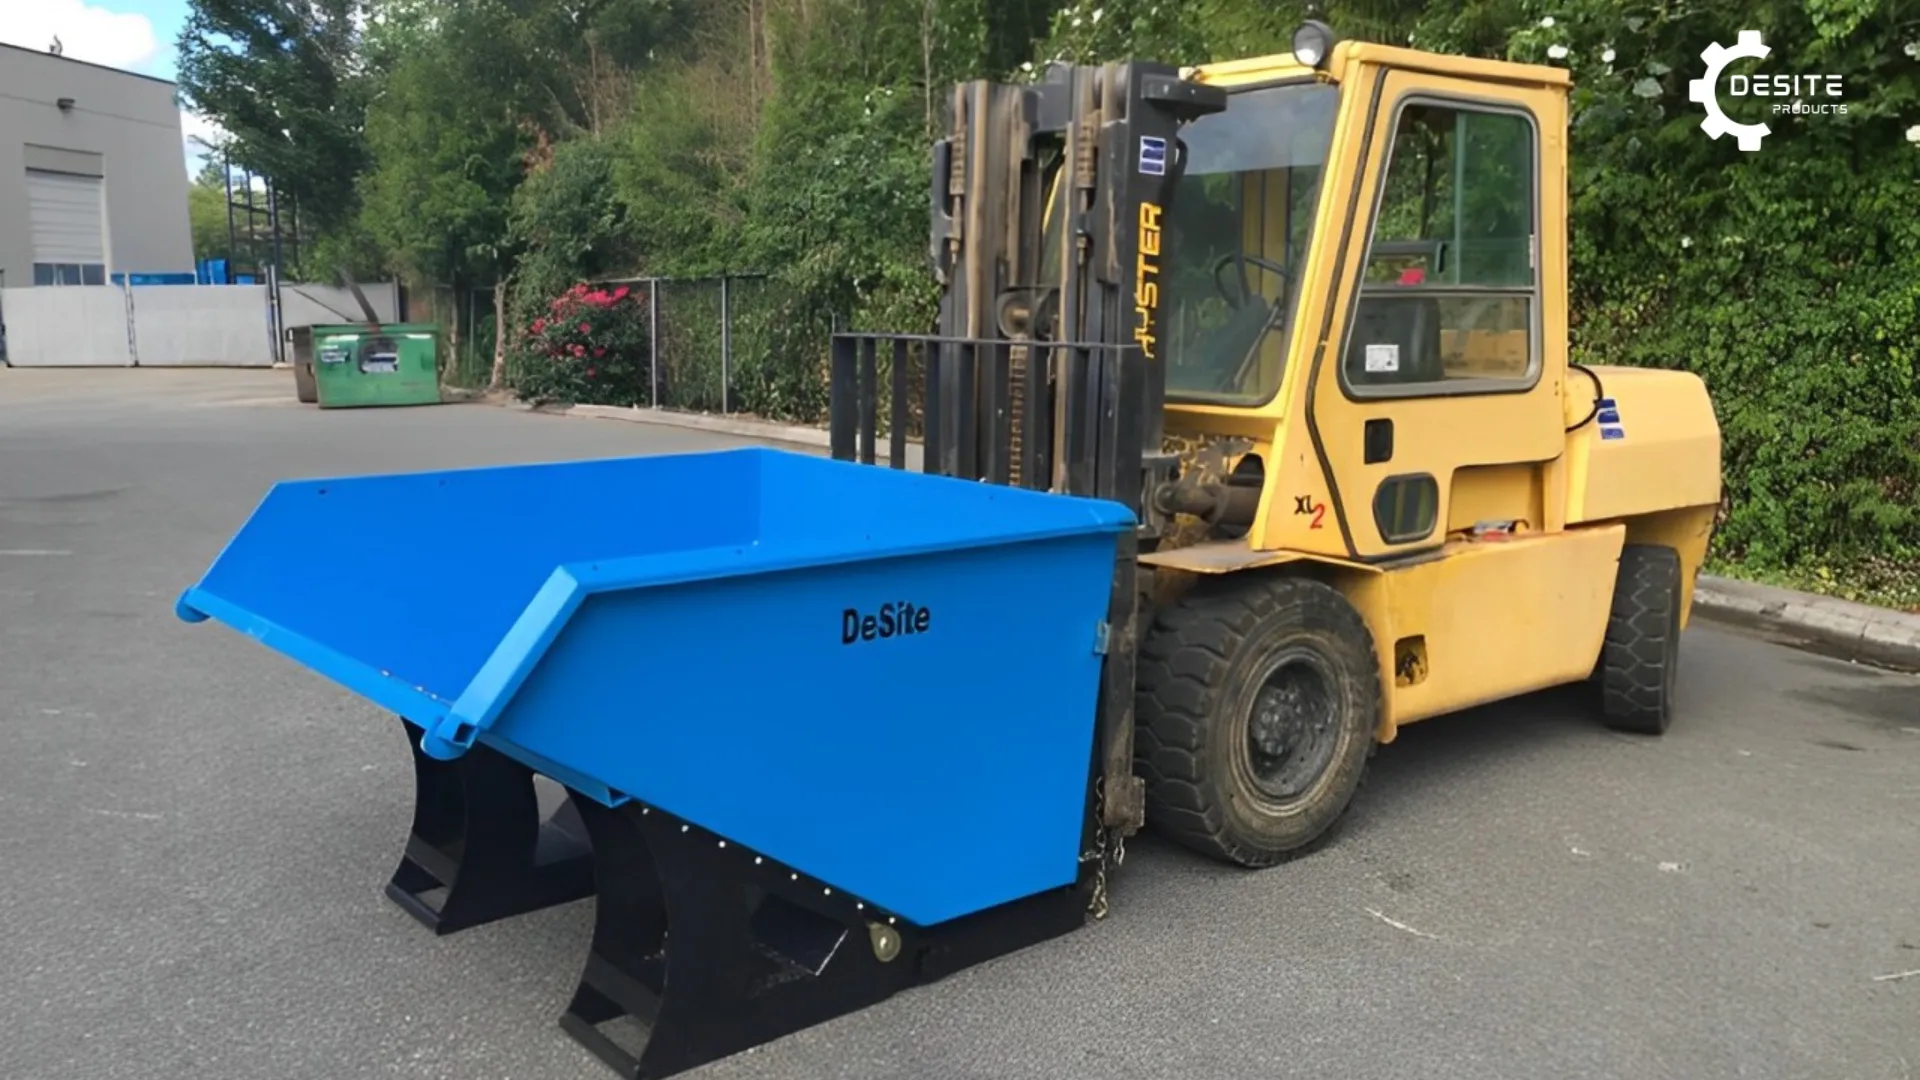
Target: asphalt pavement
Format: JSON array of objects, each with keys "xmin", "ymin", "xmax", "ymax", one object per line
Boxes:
[{"xmin": 3, "ymin": 367, "xmax": 1917, "ymax": 1080}]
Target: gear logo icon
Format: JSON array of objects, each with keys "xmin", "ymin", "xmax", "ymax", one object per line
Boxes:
[{"xmin": 1689, "ymin": 30, "xmax": 1772, "ymax": 151}]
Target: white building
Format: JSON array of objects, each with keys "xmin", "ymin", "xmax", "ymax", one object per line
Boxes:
[{"xmin": 0, "ymin": 42, "xmax": 194, "ymax": 288}]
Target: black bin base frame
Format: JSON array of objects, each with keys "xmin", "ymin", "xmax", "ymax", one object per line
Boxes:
[
  {"xmin": 385, "ymin": 720, "xmax": 598, "ymax": 935},
  {"xmin": 378, "ymin": 723, "xmax": 1096, "ymax": 1077},
  {"xmin": 557, "ymin": 797, "xmax": 1094, "ymax": 1080}
]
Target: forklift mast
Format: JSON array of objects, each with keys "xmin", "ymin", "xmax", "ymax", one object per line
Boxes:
[
  {"xmin": 930, "ymin": 60, "xmax": 1224, "ymax": 520},
  {"xmin": 829, "ymin": 60, "xmax": 1225, "ymax": 837}
]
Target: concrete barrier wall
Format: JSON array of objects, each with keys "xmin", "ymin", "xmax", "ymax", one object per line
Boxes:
[
  {"xmin": 128, "ymin": 285, "xmax": 275, "ymax": 367},
  {"xmin": 1, "ymin": 280, "xmax": 405, "ymax": 368},
  {"xmin": 0, "ymin": 285, "xmax": 133, "ymax": 367}
]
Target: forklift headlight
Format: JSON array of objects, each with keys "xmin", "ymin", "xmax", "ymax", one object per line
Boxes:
[{"xmin": 1291, "ymin": 20, "xmax": 1338, "ymax": 69}]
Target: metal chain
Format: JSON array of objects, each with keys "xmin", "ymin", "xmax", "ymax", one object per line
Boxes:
[
  {"xmin": 1085, "ymin": 825, "xmax": 1111, "ymax": 920},
  {"xmin": 1081, "ymin": 774, "xmax": 1131, "ymax": 920}
]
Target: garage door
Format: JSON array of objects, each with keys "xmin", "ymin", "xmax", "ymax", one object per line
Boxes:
[{"xmin": 26, "ymin": 168, "xmax": 107, "ymax": 285}]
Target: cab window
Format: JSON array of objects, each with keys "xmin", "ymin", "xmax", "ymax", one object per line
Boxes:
[
  {"xmin": 1160, "ymin": 82, "xmax": 1341, "ymax": 405},
  {"xmin": 1343, "ymin": 99, "xmax": 1538, "ymax": 393}
]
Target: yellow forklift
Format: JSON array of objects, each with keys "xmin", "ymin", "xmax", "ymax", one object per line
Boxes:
[{"xmin": 833, "ymin": 20, "xmax": 1723, "ymax": 871}]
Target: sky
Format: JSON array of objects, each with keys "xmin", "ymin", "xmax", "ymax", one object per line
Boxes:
[{"xmin": 0, "ymin": 0, "xmax": 223, "ymax": 177}]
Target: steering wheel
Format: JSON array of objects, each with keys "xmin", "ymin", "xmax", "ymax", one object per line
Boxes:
[{"xmin": 1211, "ymin": 253, "xmax": 1293, "ymax": 308}]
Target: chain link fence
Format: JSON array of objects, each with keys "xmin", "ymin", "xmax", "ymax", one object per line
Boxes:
[
  {"xmin": 417, "ymin": 285, "xmax": 499, "ymax": 390},
  {"xmin": 440, "ymin": 272, "xmax": 855, "ymax": 424},
  {"xmin": 598, "ymin": 274, "xmax": 839, "ymax": 424}
]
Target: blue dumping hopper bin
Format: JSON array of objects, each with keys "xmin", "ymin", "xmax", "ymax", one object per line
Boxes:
[{"xmin": 177, "ymin": 446, "xmax": 1134, "ymax": 926}]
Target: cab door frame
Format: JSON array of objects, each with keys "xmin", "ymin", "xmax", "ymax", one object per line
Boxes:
[{"xmin": 1274, "ymin": 56, "xmax": 1570, "ymax": 563}]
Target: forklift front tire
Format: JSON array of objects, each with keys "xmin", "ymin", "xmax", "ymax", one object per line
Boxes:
[{"xmin": 1135, "ymin": 574, "xmax": 1380, "ymax": 867}]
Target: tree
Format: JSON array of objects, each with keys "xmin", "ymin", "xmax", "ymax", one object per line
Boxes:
[
  {"xmin": 352, "ymin": 6, "xmax": 528, "ymax": 376},
  {"xmin": 187, "ymin": 162, "xmax": 233, "ymax": 263},
  {"xmin": 355, "ymin": 12, "xmax": 526, "ymax": 288},
  {"xmin": 175, "ymin": 0, "xmax": 372, "ymax": 230}
]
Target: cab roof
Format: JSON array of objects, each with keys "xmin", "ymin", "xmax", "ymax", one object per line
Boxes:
[{"xmin": 1189, "ymin": 40, "xmax": 1572, "ymax": 91}]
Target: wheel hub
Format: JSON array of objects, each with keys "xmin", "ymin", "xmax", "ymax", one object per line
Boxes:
[{"xmin": 1244, "ymin": 653, "xmax": 1340, "ymax": 803}]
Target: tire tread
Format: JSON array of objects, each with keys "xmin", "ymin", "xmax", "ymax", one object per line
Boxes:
[
  {"xmin": 1600, "ymin": 544, "xmax": 1683, "ymax": 734},
  {"xmin": 1135, "ymin": 575, "xmax": 1379, "ymax": 867}
]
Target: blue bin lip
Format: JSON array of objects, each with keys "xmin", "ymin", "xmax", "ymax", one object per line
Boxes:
[{"xmin": 176, "ymin": 446, "xmax": 1137, "ymax": 762}]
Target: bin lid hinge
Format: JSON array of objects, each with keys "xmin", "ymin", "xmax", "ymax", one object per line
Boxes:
[{"xmin": 1093, "ymin": 621, "xmax": 1111, "ymax": 655}]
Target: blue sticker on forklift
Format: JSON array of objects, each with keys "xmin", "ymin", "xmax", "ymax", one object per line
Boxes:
[
  {"xmin": 1600, "ymin": 426, "xmax": 1625, "ymax": 441},
  {"xmin": 1138, "ymin": 136, "xmax": 1167, "ymax": 176},
  {"xmin": 1597, "ymin": 397, "xmax": 1617, "ymax": 410},
  {"xmin": 1597, "ymin": 408, "xmax": 1620, "ymax": 424}
]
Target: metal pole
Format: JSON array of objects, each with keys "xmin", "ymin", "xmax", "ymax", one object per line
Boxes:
[
  {"xmin": 267, "ymin": 183, "xmax": 284, "ymax": 276},
  {"xmin": 222, "ymin": 152, "xmax": 237, "ymax": 284},
  {"xmin": 123, "ymin": 275, "xmax": 138, "ymax": 367},
  {"xmin": 267, "ymin": 179, "xmax": 286, "ymax": 363},
  {"xmin": 467, "ymin": 288, "xmax": 477, "ymax": 379},
  {"xmin": 265, "ymin": 262, "xmax": 283, "ymax": 366},
  {"xmin": 243, "ymin": 170, "xmax": 257, "ymax": 278},
  {"xmin": 648, "ymin": 278, "xmax": 660, "ymax": 408},
  {"xmin": 719, "ymin": 274, "xmax": 731, "ymax": 414}
]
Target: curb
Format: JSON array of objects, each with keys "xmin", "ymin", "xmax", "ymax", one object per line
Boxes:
[
  {"xmin": 562, "ymin": 403, "xmax": 834, "ymax": 451},
  {"xmin": 525, "ymin": 398, "xmax": 1920, "ymax": 674},
  {"xmin": 1689, "ymin": 575, "xmax": 1920, "ymax": 673}
]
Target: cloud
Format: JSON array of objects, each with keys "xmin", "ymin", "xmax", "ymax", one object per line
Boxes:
[
  {"xmin": 181, "ymin": 109, "xmax": 227, "ymax": 153},
  {"xmin": 0, "ymin": 0, "xmax": 161, "ymax": 71},
  {"xmin": 179, "ymin": 108, "xmax": 231, "ymax": 177}
]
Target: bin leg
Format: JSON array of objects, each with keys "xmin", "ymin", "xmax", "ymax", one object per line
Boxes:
[
  {"xmin": 557, "ymin": 797, "xmax": 1092, "ymax": 1080},
  {"xmin": 385, "ymin": 720, "xmax": 597, "ymax": 935}
]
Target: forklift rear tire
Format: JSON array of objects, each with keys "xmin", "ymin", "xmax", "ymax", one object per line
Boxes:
[
  {"xmin": 1598, "ymin": 543, "xmax": 1684, "ymax": 735},
  {"xmin": 1135, "ymin": 574, "xmax": 1380, "ymax": 868}
]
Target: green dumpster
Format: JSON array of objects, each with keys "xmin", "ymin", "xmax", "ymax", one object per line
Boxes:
[
  {"xmin": 286, "ymin": 326, "xmax": 319, "ymax": 403},
  {"xmin": 311, "ymin": 323, "xmax": 443, "ymax": 408}
]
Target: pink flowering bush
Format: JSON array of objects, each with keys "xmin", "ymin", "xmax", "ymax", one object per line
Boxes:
[{"xmin": 509, "ymin": 282, "xmax": 653, "ymax": 406}]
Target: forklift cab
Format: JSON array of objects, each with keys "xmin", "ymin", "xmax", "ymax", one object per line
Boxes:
[
  {"xmin": 1155, "ymin": 70, "xmax": 1538, "ymax": 405},
  {"xmin": 1027, "ymin": 57, "xmax": 1540, "ymax": 412},
  {"xmin": 1152, "ymin": 41, "xmax": 1564, "ymax": 565}
]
